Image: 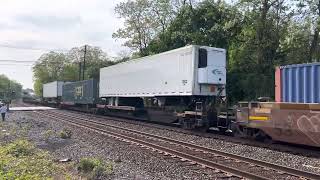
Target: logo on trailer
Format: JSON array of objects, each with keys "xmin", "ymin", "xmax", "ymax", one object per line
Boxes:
[
  {"xmin": 212, "ymin": 69, "xmax": 223, "ymax": 75},
  {"xmin": 75, "ymin": 86, "xmax": 83, "ymax": 97},
  {"xmin": 182, "ymin": 80, "xmax": 188, "ymax": 85}
]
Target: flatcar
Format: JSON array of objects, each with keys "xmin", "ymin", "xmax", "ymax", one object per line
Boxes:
[{"xmin": 234, "ymin": 102, "xmax": 320, "ymax": 147}]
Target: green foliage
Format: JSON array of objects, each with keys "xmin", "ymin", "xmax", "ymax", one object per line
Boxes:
[
  {"xmin": 113, "ymin": 0, "xmax": 175, "ymax": 56},
  {"xmin": 146, "ymin": 1, "xmax": 243, "ymax": 55},
  {"xmin": 33, "ymin": 45, "xmax": 114, "ymax": 96},
  {"xmin": 118, "ymin": 0, "xmax": 314, "ymax": 103},
  {"xmin": 77, "ymin": 158, "xmax": 113, "ymax": 179},
  {"xmin": 5, "ymin": 140, "xmax": 35, "ymax": 157},
  {"xmin": 43, "ymin": 129, "xmax": 54, "ymax": 142},
  {"xmin": 227, "ymin": 73, "xmax": 274, "ymax": 103},
  {"xmin": 0, "ymin": 74, "xmax": 22, "ymax": 101},
  {"xmin": 59, "ymin": 128, "xmax": 72, "ymax": 139},
  {"xmin": 32, "ymin": 51, "xmax": 69, "ymax": 96},
  {"xmin": 0, "ymin": 140, "xmax": 63, "ymax": 179}
]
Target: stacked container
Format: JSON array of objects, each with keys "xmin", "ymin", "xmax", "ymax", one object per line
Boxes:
[
  {"xmin": 62, "ymin": 79, "xmax": 98, "ymax": 105},
  {"xmin": 275, "ymin": 62, "xmax": 320, "ymax": 103},
  {"xmin": 43, "ymin": 81, "xmax": 64, "ymax": 98}
]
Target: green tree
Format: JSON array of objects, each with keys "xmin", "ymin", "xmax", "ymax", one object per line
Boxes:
[
  {"xmin": 0, "ymin": 74, "xmax": 22, "ymax": 100},
  {"xmin": 278, "ymin": 20, "xmax": 312, "ymax": 65},
  {"xmin": 113, "ymin": 0, "xmax": 176, "ymax": 56},
  {"xmin": 32, "ymin": 52, "xmax": 69, "ymax": 95},
  {"xmin": 67, "ymin": 45, "xmax": 114, "ymax": 80},
  {"xmin": 295, "ymin": 0, "xmax": 320, "ymax": 62},
  {"xmin": 32, "ymin": 46, "xmax": 114, "ymax": 96},
  {"xmin": 113, "ymin": 0, "xmax": 317, "ymax": 103},
  {"xmin": 146, "ymin": 0, "xmax": 243, "ymax": 54}
]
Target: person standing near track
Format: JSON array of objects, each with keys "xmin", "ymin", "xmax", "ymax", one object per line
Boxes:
[{"xmin": 0, "ymin": 103, "xmax": 7, "ymax": 121}]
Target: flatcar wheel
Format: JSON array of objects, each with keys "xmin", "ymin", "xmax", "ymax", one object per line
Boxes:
[
  {"xmin": 254, "ymin": 130, "xmax": 273, "ymax": 144},
  {"xmin": 197, "ymin": 123, "xmax": 209, "ymax": 132},
  {"xmin": 231, "ymin": 124, "xmax": 246, "ymax": 138},
  {"xmin": 181, "ymin": 118, "xmax": 195, "ymax": 130},
  {"xmin": 263, "ymin": 136, "xmax": 274, "ymax": 144},
  {"xmin": 258, "ymin": 131, "xmax": 274, "ymax": 144}
]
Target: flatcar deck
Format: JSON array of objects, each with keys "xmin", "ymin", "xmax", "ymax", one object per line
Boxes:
[{"xmin": 9, "ymin": 106, "xmax": 56, "ymax": 111}]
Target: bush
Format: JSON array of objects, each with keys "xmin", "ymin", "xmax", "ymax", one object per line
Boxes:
[
  {"xmin": 5, "ymin": 140, "xmax": 34, "ymax": 157},
  {"xmin": 77, "ymin": 158, "xmax": 113, "ymax": 179},
  {"xmin": 43, "ymin": 129, "xmax": 54, "ymax": 142},
  {"xmin": 0, "ymin": 139, "xmax": 66, "ymax": 179},
  {"xmin": 59, "ymin": 128, "xmax": 72, "ymax": 139}
]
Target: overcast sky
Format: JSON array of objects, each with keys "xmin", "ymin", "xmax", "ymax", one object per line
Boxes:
[{"xmin": 0, "ymin": 0, "xmax": 126, "ymax": 89}]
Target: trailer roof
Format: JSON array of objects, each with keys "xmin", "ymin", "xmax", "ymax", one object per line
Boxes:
[{"xmin": 101, "ymin": 45, "xmax": 226, "ymax": 70}]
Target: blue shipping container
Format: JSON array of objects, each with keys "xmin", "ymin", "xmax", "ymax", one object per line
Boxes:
[{"xmin": 278, "ymin": 62, "xmax": 320, "ymax": 103}]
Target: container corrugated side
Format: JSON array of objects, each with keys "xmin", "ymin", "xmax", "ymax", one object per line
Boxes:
[
  {"xmin": 62, "ymin": 79, "xmax": 98, "ymax": 104},
  {"xmin": 99, "ymin": 45, "xmax": 226, "ymax": 98},
  {"xmin": 275, "ymin": 67, "xmax": 281, "ymax": 102},
  {"xmin": 276, "ymin": 62, "xmax": 320, "ymax": 103},
  {"xmin": 99, "ymin": 45, "xmax": 195, "ymax": 97}
]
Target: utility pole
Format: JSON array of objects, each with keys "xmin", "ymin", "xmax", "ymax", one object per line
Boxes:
[
  {"xmin": 82, "ymin": 45, "xmax": 87, "ymax": 80},
  {"xmin": 78, "ymin": 62, "xmax": 82, "ymax": 81}
]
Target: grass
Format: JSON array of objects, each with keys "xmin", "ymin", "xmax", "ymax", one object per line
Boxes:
[
  {"xmin": 77, "ymin": 158, "xmax": 113, "ymax": 179},
  {"xmin": 43, "ymin": 129, "xmax": 54, "ymax": 142},
  {"xmin": 0, "ymin": 139, "xmax": 68, "ymax": 179},
  {"xmin": 0, "ymin": 121, "xmax": 112, "ymax": 179},
  {"xmin": 59, "ymin": 128, "xmax": 72, "ymax": 139}
]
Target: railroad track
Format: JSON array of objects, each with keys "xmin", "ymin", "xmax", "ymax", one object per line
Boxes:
[
  {"xmin": 55, "ymin": 108, "xmax": 320, "ymax": 158},
  {"xmin": 21, "ymin": 102, "xmax": 320, "ymax": 157},
  {"xmin": 34, "ymin": 110, "xmax": 320, "ymax": 180}
]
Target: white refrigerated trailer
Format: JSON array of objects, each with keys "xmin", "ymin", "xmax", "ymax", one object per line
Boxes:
[
  {"xmin": 43, "ymin": 81, "xmax": 64, "ymax": 104},
  {"xmin": 99, "ymin": 45, "xmax": 226, "ymax": 98},
  {"xmin": 99, "ymin": 45, "xmax": 227, "ymax": 129}
]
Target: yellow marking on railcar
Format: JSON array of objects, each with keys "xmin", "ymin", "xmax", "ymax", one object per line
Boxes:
[{"xmin": 249, "ymin": 116, "xmax": 269, "ymax": 121}]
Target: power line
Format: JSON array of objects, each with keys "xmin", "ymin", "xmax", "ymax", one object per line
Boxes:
[
  {"xmin": 0, "ymin": 59, "xmax": 36, "ymax": 63},
  {"xmin": 0, "ymin": 43, "xmax": 69, "ymax": 52},
  {"xmin": 0, "ymin": 64, "xmax": 33, "ymax": 66}
]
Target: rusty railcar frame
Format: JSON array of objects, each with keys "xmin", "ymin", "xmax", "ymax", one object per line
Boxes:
[{"xmin": 235, "ymin": 102, "xmax": 320, "ymax": 147}]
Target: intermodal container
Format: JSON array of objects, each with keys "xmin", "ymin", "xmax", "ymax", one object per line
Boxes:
[
  {"xmin": 99, "ymin": 45, "xmax": 226, "ymax": 98},
  {"xmin": 62, "ymin": 79, "xmax": 98, "ymax": 105},
  {"xmin": 275, "ymin": 62, "xmax": 320, "ymax": 103},
  {"xmin": 43, "ymin": 81, "xmax": 64, "ymax": 98}
]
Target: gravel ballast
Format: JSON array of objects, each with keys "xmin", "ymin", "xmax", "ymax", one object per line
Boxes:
[
  {"xmin": 2, "ymin": 110, "xmax": 240, "ymax": 179},
  {"xmin": 54, "ymin": 109, "xmax": 320, "ymax": 175}
]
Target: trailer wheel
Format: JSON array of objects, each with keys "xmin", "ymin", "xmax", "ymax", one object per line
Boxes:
[{"xmin": 181, "ymin": 117, "xmax": 195, "ymax": 130}]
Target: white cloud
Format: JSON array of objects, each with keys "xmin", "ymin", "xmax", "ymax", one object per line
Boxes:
[{"xmin": 0, "ymin": 0, "xmax": 127, "ymax": 89}]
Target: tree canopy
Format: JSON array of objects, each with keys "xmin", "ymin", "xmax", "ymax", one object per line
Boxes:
[
  {"xmin": 0, "ymin": 74, "xmax": 22, "ymax": 101},
  {"xmin": 113, "ymin": 0, "xmax": 320, "ymax": 103},
  {"xmin": 33, "ymin": 0, "xmax": 320, "ymax": 103},
  {"xmin": 32, "ymin": 45, "xmax": 114, "ymax": 96}
]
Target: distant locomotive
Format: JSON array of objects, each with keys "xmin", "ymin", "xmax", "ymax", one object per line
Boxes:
[{"xmin": 34, "ymin": 45, "xmax": 320, "ymax": 148}]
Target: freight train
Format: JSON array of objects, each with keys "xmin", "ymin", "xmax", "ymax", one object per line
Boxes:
[{"xmin": 29, "ymin": 45, "xmax": 320, "ymax": 148}]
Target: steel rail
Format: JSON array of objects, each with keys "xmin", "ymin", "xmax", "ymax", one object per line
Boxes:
[
  {"xmin": 36, "ymin": 111, "xmax": 272, "ymax": 180},
  {"xmin": 39, "ymin": 111, "xmax": 320, "ymax": 180}
]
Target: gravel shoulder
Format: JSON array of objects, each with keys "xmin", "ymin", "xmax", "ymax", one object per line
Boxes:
[
  {"xmin": 1, "ymin": 110, "xmax": 235, "ymax": 180},
  {"xmin": 2, "ymin": 108, "xmax": 320, "ymax": 179}
]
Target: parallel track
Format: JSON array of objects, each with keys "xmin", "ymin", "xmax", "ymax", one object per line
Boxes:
[
  {"xmin": 22, "ymin": 102, "xmax": 320, "ymax": 157},
  {"xmin": 34, "ymin": 110, "xmax": 320, "ymax": 180},
  {"xmin": 58, "ymin": 108, "xmax": 320, "ymax": 158}
]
